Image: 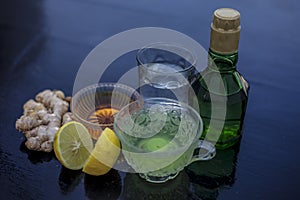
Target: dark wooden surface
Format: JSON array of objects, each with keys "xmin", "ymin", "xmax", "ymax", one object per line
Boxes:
[{"xmin": 1, "ymin": 0, "xmax": 299, "ymax": 199}]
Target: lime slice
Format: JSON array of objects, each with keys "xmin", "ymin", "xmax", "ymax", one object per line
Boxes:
[
  {"xmin": 54, "ymin": 121, "xmax": 93, "ymax": 170},
  {"xmin": 83, "ymin": 128, "xmax": 120, "ymax": 176},
  {"xmin": 137, "ymin": 136, "xmax": 170, "ymax": 151}
]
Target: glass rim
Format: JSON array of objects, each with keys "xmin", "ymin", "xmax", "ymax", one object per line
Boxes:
[
  {"xmin": 113, "ymin": 97, "xmax": 203, "ymax": 154},
  {"xmin": 136, "ymin": 42, "xmax": 197, "ymax": 74}
]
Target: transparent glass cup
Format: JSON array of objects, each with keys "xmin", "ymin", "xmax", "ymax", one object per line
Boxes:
[
  {"xmin": 114, "ymin": 98, "xmax": 216, "ymax": 183},
  {"xmin": 71, "ymin": 83, "xmax": 142, "ymax": 140},
  {"xmin": 137, "ymin": 43, "xmax": 197, "ymax": 104}
]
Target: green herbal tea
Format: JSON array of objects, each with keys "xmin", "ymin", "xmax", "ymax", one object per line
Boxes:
[{"xmin": 117, "ymin": 105, "xmax": 200, "ymax": 178}]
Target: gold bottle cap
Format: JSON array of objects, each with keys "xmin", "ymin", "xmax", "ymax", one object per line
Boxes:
[{"xmin": 210, "ymin": 8, "xmax": 241, "ymax": 54}]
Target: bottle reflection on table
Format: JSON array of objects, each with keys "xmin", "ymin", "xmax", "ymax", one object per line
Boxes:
[
  {"xmin": 84, "ymin": 169, "xmax": 122, "ymax": 200},
  {"xmin": 121, "ymin": 171, "xmax": 198, "ymax": 200},
  {"xmin": 186, "ymin": 142, "xmax": 241, "ymax": 200}
]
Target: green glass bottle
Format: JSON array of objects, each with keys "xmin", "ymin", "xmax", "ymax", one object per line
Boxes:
[{"xmin": 192, "ymin": 8, "xmax": 249, "ymax": 149}]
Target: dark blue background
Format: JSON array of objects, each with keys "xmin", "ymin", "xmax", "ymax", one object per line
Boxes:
[{"xmin": 1, "ymin": 0, "xmax": 299, "ymax": 199}]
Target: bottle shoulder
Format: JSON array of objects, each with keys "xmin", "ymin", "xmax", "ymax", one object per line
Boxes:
[{"xmin": 193, "ymin": 68, "xmax": 249, "ymax": 96}]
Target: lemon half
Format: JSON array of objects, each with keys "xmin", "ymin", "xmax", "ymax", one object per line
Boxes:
[
  {"xmin": 54, "ymin": 121, "xmax": 94, "ymax": 170},
  {"xmin": 83, "ymin": 128, "xmax": 121, "ymax": 176}
]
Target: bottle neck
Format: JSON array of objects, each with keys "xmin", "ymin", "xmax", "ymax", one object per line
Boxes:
[{"xmin": 208, "ymin": 49, "xmax": 238, "ymax": 72}]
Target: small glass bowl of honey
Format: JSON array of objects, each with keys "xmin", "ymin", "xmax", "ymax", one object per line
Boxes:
[{"xmin": 71, "ymin": 83, "xmax": 142, "ymax": 140}]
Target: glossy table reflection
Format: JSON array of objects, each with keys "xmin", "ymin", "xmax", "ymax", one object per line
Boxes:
[{"xmin": 1, "ymin": 0, "xmax": 300, "ymax": 199}]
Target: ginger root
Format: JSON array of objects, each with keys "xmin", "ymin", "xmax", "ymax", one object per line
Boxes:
[
  {"xmin": 62, "ymin": 112, "xmax": 75, "ymax": 125},
  {"xmin": 16, "ymin": 90, "xmax": 74, "ymax": 152}
]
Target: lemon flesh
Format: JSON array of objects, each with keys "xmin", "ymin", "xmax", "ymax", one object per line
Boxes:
[
  {"xmin": 83, "ymin": 128, "xmax": 121, "ymax": 176},
  {"xmin": 54, "ymin": 121, "xmax": 94, "ymax": 170}
]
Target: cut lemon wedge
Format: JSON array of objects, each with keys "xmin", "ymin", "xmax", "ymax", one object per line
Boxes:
[
  {"xmin": 83, "ymin": 128, "xmax": 121, "ymax": 176},
  {"xmin": 54, "ymin": 121, "xmax": 93, "ymax": 170}
]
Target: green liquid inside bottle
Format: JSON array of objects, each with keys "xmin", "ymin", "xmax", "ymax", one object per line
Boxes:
[{"xmin": 192, "ymin": 50, "xmax": 249, "ymax": 149}]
